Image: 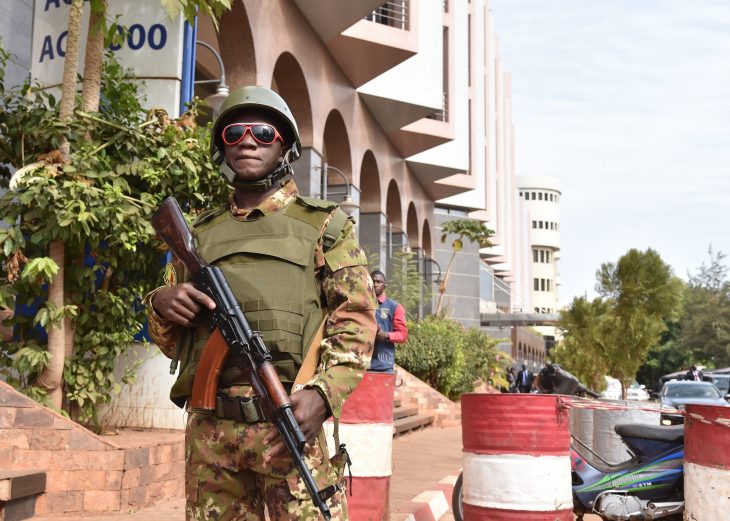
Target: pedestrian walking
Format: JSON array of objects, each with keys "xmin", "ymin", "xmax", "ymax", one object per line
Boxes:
[
  {"xmin": 516, "ymin": 363, "xmax": 534, "ymax": 393},
  {"xmin": 145, "ymin": 86, "xmax": 377, "ymax": 521},
  {"xmin": 369, "ymin": 270, "xmax": 408, "ymax": 373}
]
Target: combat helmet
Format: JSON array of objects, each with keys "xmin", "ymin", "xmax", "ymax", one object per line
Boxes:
[{"xmin": 211, "ymin": 86, "xmax": 301, "ymax": 190}]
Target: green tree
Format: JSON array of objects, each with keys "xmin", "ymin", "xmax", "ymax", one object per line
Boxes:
[
  {"xmin": 596, "ymin": 248, "xmax": 684, "ymax": 397},
  {"xmin": 554, "ymin": 296, "xmax": 610, "ymax": 392},
  {"xmin": 556, "ymin": 248, "xmax": 683, "ymax": 398},
  {"xmin": 679, "ymin": 247, "xmax": 730, "ymax": 367},
  {"xmin": 437, "ymin": 219, "xmax": 493, "ymax": 315},
  {"xmin": 635, "ymin": 321, "xmax": 689, "ymax": 391}
]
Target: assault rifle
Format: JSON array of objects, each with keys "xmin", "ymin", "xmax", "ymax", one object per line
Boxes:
[{"xmin": 151, "ymin": 197, "xmax": 336, "ymax": 519}]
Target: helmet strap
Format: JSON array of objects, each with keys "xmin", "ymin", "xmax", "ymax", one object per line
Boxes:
[
  {"xmin": 230, "ymin": 162, "xmax": 292, "ymax": 191},
  {"xmin": 215, "ymin": 145, "xmax": 296, "ymax": 192}
]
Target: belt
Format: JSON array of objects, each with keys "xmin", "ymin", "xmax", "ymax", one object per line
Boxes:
[{"xmin": 213, "ymin": 393, "xmax": 267, "ymax": 423}]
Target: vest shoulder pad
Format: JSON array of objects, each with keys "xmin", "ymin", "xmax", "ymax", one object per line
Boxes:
[
  {"xmin": 296, "ymin": 196, "xmax": 338, "ymax": 213},
  {"xmin": 192, "ymin": 205, "xmax": 227, "ymax": 229}
]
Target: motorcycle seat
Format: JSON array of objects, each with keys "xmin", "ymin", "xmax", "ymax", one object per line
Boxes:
[{"xmin": 614, "ymin": 423, "xmax": 684, "ymax": 444}]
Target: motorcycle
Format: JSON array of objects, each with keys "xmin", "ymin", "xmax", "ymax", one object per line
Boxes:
[{"xmin": 452, "ymin": 364, "xmax": 685, "ymax": 521}]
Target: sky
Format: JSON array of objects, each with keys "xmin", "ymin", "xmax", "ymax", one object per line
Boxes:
[{"xmin": 487, "ymin": 0, "xmax": 730, "ymax": 306}]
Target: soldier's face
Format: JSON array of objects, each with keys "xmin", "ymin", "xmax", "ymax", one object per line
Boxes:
[{"xmin": 223, "ymin": 109, "xmax": 286, "ymax": 181}]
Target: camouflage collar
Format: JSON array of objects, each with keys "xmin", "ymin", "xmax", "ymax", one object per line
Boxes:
[{"xmin": 229, "ymin": 179, "xmax": 299, "ymax": 220}]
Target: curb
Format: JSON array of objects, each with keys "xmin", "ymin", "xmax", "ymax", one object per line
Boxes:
[{"xmin": 392, "ymin": 473, "xmax": 460, "ymax": 521}]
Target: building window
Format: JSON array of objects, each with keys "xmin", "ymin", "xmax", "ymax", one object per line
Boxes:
[
  {"xmin": 532, "ymin": 220, "xmax": 537, "ymax": 229},
  {"xmin": 534, "ymin": 278, "xmax": 539, "ymax": 291},
  {"xmin": 538, "ymin": 192, "xmax": 543, "ymax": 201},
  {"xmin": 533, "ymin": 250, "xmax": 538, "ymax": 262},
  {"xmin": 539, "ymin": 221, "xmax": 543, "ymax": 229},
  {"xmin": 531, "ymin": 192, "xmax": 536, "ymax": 200},
  {"xmin": 540, "ymin": 279, "xmax": 546, "ymax": 291}
]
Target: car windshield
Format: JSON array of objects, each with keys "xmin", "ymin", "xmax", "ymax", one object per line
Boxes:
[
  {"xmin": 663, "ymin": 384, "xmax": 721, "ymax": 399},
  {"xmin": 712, "ymin": 378, "xmax": 730, "ymax": 393}
]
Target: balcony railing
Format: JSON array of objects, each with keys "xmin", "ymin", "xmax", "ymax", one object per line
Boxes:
[
  {"xmin": 365, "ymin": 1, "xmax": 409, "ymax": 30},
  {"xmin": 427, "ymin": 91, "xmax": 448, "ymax": 122}
]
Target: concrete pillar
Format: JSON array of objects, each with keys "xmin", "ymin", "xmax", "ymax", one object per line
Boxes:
[{"xmin": 360, "ymin": 212, "xmax": 387, "ymax": 271}]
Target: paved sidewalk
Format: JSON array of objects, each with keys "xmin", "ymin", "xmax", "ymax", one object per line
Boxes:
[{"xmin": 31, "ymin": 426, "xmax": 465, "ymax": 521}]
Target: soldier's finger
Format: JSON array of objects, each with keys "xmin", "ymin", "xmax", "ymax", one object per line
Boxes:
[
  {"xmin": 164, "ymin": 309, "xmax": 196, "ymax": 327},
  {"xmin": 263, "ymin": 426, "xmax": 280, "ymax": 446},
  {"xmin": 186, "ymin": 287, "xmax": 216, "ymax": 310},
  {"xmin": 263, "ymin": 441, "xmax": 286, "ymax": 462},
  {"xmin": 171, "ymin": 298, "xmax": 200, "ymax": 321}
]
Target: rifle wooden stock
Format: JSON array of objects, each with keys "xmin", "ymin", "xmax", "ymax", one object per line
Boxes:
[
  {"xmin": 150, "ymin": 198, "xmax": 206, "ymax": 277},
  {"xmin": 192, "ymin": 314, "xmax": 327, "ymax": 408},
  {"xmin": 190, "ymin": 328, "xmax": 229, "ymax": 410}
]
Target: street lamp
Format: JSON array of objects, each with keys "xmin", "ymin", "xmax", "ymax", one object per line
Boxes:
[
  {"xmin": 423, "ymin": 257, "xmax": 444, "ymax": 289},
  {"xmin": 387, "ymin": 222, "xmax": 411, "ymax": 258},
  {"xmin": 194, "ymin": 40, "xmax": 229, "ymax": 116},
  {"xmin": 317, "ymin": 163, "xmax": 359, "ymax": 216}
]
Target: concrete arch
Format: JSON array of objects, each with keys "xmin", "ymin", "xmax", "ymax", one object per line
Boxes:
[
  {"xmin": 406, "ymin": 203, "xmax": 419, "ymax": 249},
  {"xmin": 359, "ymin": 150, "xmax": 381, "ymax": 214},
  {"xmin": 386, "ymin": 180, "xmax": 403, "ymax": 228},
  {"xmin": 422, "ymin": 219, "xmax": 433, "ymax": 257},
  {"xmin": 270, "ymin": 53, "xmax": 313, "ymax": 147},
  {"xmin": 217, "ymin": 2, "xmax": 257, "ymax": 87},
  {"xmin": 322, "ymin": 110, "xmax": 352, "ymax": 193}
]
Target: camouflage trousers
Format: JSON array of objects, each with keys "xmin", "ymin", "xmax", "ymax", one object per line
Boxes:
[{"xmin": 185, "ymin": 408, "xmax": 348, "ymax": 521}]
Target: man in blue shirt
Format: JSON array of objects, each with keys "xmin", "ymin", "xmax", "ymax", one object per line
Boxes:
[{"xmin": 369, "ymin": 270, "xmax": 408, "ymax": 373}]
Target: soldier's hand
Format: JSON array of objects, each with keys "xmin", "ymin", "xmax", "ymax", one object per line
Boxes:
[
  {"xmin": 151, "ymin": 283, "xmax": 216, "ymax": 327},
  {"xmin": 375, "ymin": 330, "xmax": 389, "ymax": 342},
  {"xmin": 263, "ymin": 389, "xmax": 328, "ymax": 462}
]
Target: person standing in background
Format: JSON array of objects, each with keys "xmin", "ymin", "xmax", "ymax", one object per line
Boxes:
[
  {"xmin": 685, "ymin": 365, "xmax": 704, "ymax": 382},
  {"xmin": 369, "ymin": 270, "xmax": 408, "ymax": 373},
  {"xmin": 516, "ymin": 363, "xmax": 534, "ymax": 393}
]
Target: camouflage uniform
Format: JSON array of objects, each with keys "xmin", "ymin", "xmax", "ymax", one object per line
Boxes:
[{"xmin": 146, "ymin": 180, "xmax": 376, "ymax": 520}]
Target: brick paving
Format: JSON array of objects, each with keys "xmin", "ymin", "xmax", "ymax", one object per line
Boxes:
[{"xmin": 29, "ymin": 426, "xmax": 465, "ymax": 520}]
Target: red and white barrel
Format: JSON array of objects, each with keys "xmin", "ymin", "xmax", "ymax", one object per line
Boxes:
[
  {"xmin": 684, "ymin": 404, "xmax": 730, "ymax": 519},
  {"xmin": 325, "ymin": 371, "xmax": 395, "ymax": 521},
  {"xmin": 461, "ymin": 394, "xmax": 573, "ymax": 520}
]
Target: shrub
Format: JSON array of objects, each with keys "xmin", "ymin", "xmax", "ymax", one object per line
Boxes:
[{"xmin": 396, "ymin": 315, "xmax": 501, "ymax": 399}]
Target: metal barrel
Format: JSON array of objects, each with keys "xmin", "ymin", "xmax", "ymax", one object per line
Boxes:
[
  {"xmin": 325, "ymin": 371, "xmax": 395, "ymax": 520},
  {"xmin": 684, "ymin": 404, "xmax": 730, "ymax": 519},
  {"xmin": 460, "ymin": 394, "xmax": 573, "ymax": 520}
]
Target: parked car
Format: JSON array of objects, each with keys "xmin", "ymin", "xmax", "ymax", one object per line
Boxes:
[
  {"xmin": 626, "ymin": 381, "xmax": 650, "ymax": 401},
  {"xmin": 706, "ymin": 372, "xmax": 730, "ymax": 398},
  {"xmin": 659, "ymin": 381, "xmax": 730, "ymax": 425}
]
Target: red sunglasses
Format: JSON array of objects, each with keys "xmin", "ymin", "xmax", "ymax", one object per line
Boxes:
[{"xmin": 221, "ymin": 122, "xmax": 284, "ymax": 146}]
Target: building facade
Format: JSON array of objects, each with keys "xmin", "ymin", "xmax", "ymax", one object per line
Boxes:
[{"xmin": 3, "ymin": 0, "xmax": 565, "ymax": 421}]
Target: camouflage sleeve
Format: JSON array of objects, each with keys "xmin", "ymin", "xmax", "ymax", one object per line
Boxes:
[
  {"xmin": 143, "ymin": 287, "xmax": 178, "ymax": 358},
  {"xmin": 308, "ymin": 218, "xmax": 377, "ymax": 419},
  {"xmin": 143, "ymin": 259, "xmax": 187, "ymax": 358}
]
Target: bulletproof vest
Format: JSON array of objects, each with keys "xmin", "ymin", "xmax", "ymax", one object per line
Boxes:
[{"xmin": 170, "ymin": 197, "xmax": 343, "ymax": 404}]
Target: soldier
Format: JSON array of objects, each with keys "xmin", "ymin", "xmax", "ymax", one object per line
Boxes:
[{"xmin": 145, "ymin": 86, "xmax": 377, "ymax": 520}]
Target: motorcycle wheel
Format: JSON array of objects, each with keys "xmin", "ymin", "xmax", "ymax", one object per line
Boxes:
[{"xmin": 452, "ymin": 472, "xmax": 464, "ymax": 521}]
